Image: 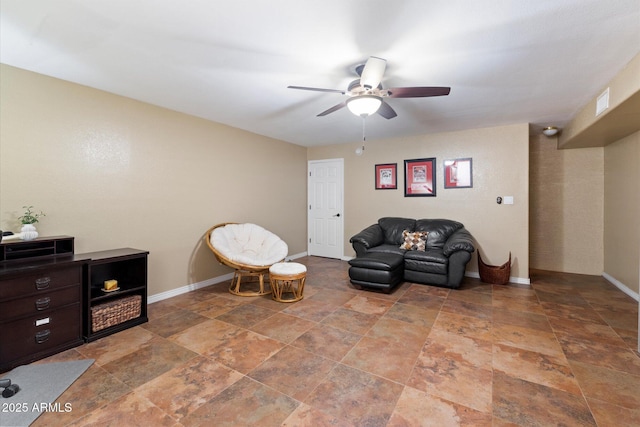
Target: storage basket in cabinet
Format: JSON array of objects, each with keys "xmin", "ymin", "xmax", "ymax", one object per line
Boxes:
[{"xmin": 91, "ymin": 295, "xmax": 141, "ymax": 332}]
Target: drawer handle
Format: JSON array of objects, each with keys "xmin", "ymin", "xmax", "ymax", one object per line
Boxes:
[
  {"xmin": 35, "ymin": 277, "xmax": 51, "ymax": 290},
  {"xmin": 35, "ymin": 329, "xmax": 51, "ymax": 344},
  {"xmin": 35, "ymin": 297, "xmax": 51, "ymax": 311}
]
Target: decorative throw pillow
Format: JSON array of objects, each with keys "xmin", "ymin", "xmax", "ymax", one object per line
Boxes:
[{"xmin": 400, "ymin": 230, "xmax": 428, "ymax": 251}]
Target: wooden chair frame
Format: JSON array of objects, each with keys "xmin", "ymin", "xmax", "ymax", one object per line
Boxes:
[{"xmin": 206, "ymin": 223, "xmax": 284, "ymax": 297}]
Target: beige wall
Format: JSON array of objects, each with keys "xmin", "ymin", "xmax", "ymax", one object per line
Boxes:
[
  {"xmin": 529, "ymin": 134, "xmax": 604, "ymax": 274},
  {"xmin": 604, "ymin": 131, "xmax": 640, "ymax": 294},
  {"xmin": 0, "ymin": 64, "xmax": 308, "ymax": 298},
  {"xmin": 308, "ymin": 123, "xmax": 530, "ymax": 281}
]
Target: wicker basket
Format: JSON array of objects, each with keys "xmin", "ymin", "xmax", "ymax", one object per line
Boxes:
[
  {"xmin": 478, "ymin": 251, "xmax": 511, "ymax": 285},
  {"xmin": 92, "ymin": 295, "xmax": 141, "ymax": 332}
]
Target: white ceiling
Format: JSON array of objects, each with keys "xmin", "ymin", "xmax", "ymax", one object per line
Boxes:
[{"xmin": 1, "ymin": 0, "xmax": 639, "ymax": 147}]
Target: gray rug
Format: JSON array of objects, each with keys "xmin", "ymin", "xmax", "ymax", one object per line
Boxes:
[{"xmin": 0, "ymin": 359, "xmax": 94, "ymax": 427}]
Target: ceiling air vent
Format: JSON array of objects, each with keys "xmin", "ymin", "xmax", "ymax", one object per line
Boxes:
[{"xmin": 596, "ymin": 87, "xmax": 609, "ymax": 116}]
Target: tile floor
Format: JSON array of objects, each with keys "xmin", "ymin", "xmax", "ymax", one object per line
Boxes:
[{"xmin": 27, "ymin": 257, "xmax": 640, "ymax": 426}]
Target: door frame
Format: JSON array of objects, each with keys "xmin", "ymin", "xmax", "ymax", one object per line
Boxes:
[{"xmin": 307, "ymin": 158, "xmax": 345, "ymax": 259}]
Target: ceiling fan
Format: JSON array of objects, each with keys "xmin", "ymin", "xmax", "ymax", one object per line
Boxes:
[{"xmin": 288, "ymin": 56, "xmax": 450, "ymax": 119}]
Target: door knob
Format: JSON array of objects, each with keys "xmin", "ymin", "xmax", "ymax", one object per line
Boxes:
[{"xmin": 333, "ymin": 213, "xmax": 341, "ymax": 217}]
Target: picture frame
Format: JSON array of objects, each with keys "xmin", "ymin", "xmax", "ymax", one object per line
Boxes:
[
  {"xmin": 444, "ymin": 158, "xmax": 473, "ymax": 189},
  {"xmin": 404, "ymin": 158, "xmax": 436, "ymax": 197},
  {"xmin": 375, "ymin": 163, "xmax": 397, "ymax": 190}
]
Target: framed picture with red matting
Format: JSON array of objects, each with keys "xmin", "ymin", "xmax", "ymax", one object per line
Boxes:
[
  {"xmin": 375, "ymin": 163, "xmax": 397, "ymax": 189},
  {"xmin": 444, "ymin": 158, "xmax": 473, "ymax": 189},
  {"xmin": 404, "ymin": 158, "xmax": 436, "ymax": 197}
]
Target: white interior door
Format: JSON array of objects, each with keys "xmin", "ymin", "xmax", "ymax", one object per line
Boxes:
[{"xmin": 308, "ymin": 159, "xmax": 344, "ymax": 259}]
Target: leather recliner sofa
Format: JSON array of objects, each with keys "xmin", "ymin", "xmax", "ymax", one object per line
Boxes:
[{"xmin": 348, "ymin": 217, "xmax": 475, "ymax": 292}]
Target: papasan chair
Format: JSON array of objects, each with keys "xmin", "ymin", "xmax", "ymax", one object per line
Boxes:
[{"xmin": 206, "ymin": 222, "xmax": 288, "ymax": 296}]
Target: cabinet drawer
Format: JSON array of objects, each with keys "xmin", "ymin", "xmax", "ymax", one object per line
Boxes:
[
  {"xmin": 0, "ymin": 266, "xmax": 81, "ymax": 300},
  {"xmin": 0, "ymin": 285, "xmax": 80, "ymax": 320},
  {"xmin": 0, "ymin": 303, "xmax": 81, "ymax": 364}
]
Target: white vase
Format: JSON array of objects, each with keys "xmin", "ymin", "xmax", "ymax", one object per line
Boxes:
[{"xmin": 21, "ymin": 224, "xmax": 38, "ymax": 241}]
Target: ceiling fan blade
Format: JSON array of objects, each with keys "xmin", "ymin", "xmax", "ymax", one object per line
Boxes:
[
  {"xmin": 377, "ymin": 101, "xmax": 397, "ymax": 119},
  {"xmin": 317, "ymin": 101, "xmax": 347, "ymax": 116},
  {"xmin": 288, "ymin": 85, "xmax": 345, "ymax": 94},
  {"xmin": 387, "ymin": 86, "xmax": 451, "ymax": 98},
  {"xmin": 360, "ymin": 56, "xmax": 386, "ymax": 89}
]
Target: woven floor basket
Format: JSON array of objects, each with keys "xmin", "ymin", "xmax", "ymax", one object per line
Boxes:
[
  {"xmin": 92, "ymin": 295, "xmax": 141, "ymax": 332},
  {"xmin": 478, "ymin": 251, "xmax": 511, "ymax": 285}
]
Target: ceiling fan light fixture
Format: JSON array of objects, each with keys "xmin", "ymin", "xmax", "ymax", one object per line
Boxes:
[
  {"xmin": 347, "ymin": 95, "xmax": 382, "ymax": 117},
  {"xmin": 542, "ymin": 126, "xmax": 559, "ymax": 137}
]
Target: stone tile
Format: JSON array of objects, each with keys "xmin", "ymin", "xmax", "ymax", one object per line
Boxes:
[
  {"xmin": 135, "ymin": 355, "xmax": 243, "ymax": 421},
  {"xmin": 307, "ymin": 288, "xmax": 358, "ymax": 306},
  {"xmin": 147, "ymin": 299, "xmax": 183, "ymax": 321},
  {"xmin": 587, "ymin": 397, "xmax": 640, "ymax": 427},
  {"xmin": 321, "ymin": 307, "xmax": 380, "ymax": 335},
  {"xmin": 66, "ymin": 391, "xmax": 177, "ymax": 427},
  {"xmin": 282, "ymin": 403, "xmax": 352, "ymax": 427},
  {"xmin": 383, "ymin": 302, "xmax": 439, "ymax": 328},
  {"xmin": 101, "ymin": 336, "xmax": 198, "ymax": 388},
  {"xmin": 557, "ymin": 333, "xmax": 640, "ymax": 376},
  {"xmin": 541, "ymin": 301, "xmax": 608, "ymax": 324},
  {"xmin": 492, "ymin": 371, "xmax": 596, "ymax": 426},
  {"xmin": 432, "ymin": 311, "xmax": 493, "ymax": 342},
  {"xmin": 306, "ymin": 364, "xmax": 403, "ymax": 426},
  {"xmin": 290, "ymin": 324, "xmax": 362, "ymax": 362},
  {"xmin": 187, "ymin": 295, "xmax": 248, "ymax": 318},
  {"xmin": 493, "ymin": 307, "xmax": 553, "ymax": 333},
  {"xmin": 76, "ymin": 327, "xmax": 156, "ymax": 366},
  {"xmin": 492, "ymin": 294, "xmax": 546, "ymax": 315},
  {"xmin": 248, "ymin": 345, "xmax": 336, "ymax": 400},
  {"xmin": 215, "ymin": 303, "xmax": 277, "ymax": 328},
  {"xmin": 171, "ymin": 321, "xmax": 284, "ymax": 374},
  {"xmin": 397, "ymin": 288, "xmax": 446, "ymax": 310},
  {"xmin": 548, "ymin": 317, "xmax": 629, "ymax": 348},
  {"xmin": 387, "ymin": 386, "xmax": 492, "ymax": 427},
  {"xmin": 441, "ymin": 298, "xmax": 492, "ymax": 320},
  {"xmin": 19, "ymin": 259, "xmax": 640, "ymax": 425},
  {"xmin": 250, "ymin": 312, "xmax": 316, "ymax": 343},
  {"xmin": 492, "ymin": 323, "xmax": 565, "ymax": 358},
  {"xmin": 166, "ymin": 289, "xmax": 219, "ymax": 309},
  {"xmin": 342, "ymin": 335, "xmax": 422, "ymax": 384},
  {"xmin": 493, "ymin": 343, "xmax": 579, "ymax": 395},
  {"xmin": 141, "ymin": 308, "xmax": 209, "ymax": 338},
  {"xmin": 33, "ymin": 364, "xmax": 131, "ymax": 427},
  {"xmin": 343, "ymin": 294, "xmax": 394, "ymax": 315},
  {"xmin": 282, "ymin": 298, "xmax": 339, "ymax": 322},
  {"xmin": 180, "ymin": 376, "xmax": 299, "ymax": 426},
  {"xmin": 446, "ymin": 287, "xmax": 493, "ymax": 307},
  {"xmin": 366, "ymin": 316, "xmax": 431, "ymax": 350},
  {"xmin": 570, "ymin": 360, "xmax": 640, "ymax": 410},
  {"xmin": 407, "ymin": 329, "xmax": 492, "ymax": 412}
]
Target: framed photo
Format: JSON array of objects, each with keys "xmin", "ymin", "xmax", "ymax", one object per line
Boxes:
[
  {"xmin": 375, "ymin": 163, "xmax": 397, "ymax": 189},
  {"xmin": 404, "ymin": 158, "xmax": 436, "ymax": 197},
  {"xmin": 444, "ymin": 158, "xmax": 473, "ymax": 189}
]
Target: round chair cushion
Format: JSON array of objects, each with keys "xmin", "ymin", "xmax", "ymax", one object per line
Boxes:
[
  {"xmin": 270, "ymin": 262, "xmax": 306, "ymax": 276},
  {"xmin": 211, "ymin": 223, "xmax": 288, "ymax": 267}
]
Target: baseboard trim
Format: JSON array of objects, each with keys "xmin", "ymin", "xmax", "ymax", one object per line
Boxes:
[
  {"xmin": 148, "ymin": 251, "xmax": 309, "ymax": 304},
  {"xmin": 602, "ymin": 272, "xmax": 640, "ymax": 302}
]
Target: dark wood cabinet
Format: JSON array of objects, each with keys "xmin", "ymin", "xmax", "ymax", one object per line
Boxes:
[
  {"xmin": 0, "ymin": 249, "xmax": 85, "ymax": 372},
  {"xmin": 0, "ymin": 235, "xmax": 74, "ymax": 262},
  {"xmin": 0, "ymin": 238, "xmax": 149, "ymax": 371},
  {"xmin": 80, "ymin": 248, "xmax": 149, "ymax": 342}
]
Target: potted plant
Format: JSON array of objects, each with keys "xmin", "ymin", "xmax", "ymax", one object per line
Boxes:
[{"xmin": 18, "ymin": 205, "xmax": 45, "ymax": 241}]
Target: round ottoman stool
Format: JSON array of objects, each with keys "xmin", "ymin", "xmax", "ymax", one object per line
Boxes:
[{"xmin": 269, "ymin": 262, "xmax": 306, "ymax": 303}]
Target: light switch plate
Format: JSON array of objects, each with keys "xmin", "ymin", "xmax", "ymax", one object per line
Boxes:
[{"xmin": 503, "ymin": 196, "xmax": 514, "ymax": 205}]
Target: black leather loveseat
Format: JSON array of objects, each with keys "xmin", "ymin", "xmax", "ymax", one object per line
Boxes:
[{"xmin": 348, "ymin": 217, "xmax": 475, "ymax": 292}]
